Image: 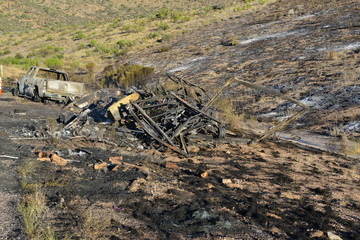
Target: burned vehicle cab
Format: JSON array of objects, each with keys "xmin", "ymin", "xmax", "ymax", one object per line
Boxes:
[{"xmin": 14, "ymin": 67, "xmax": 84, "ymax": 102}]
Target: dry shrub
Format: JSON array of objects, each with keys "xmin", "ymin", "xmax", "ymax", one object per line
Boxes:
[
  {"xmin": 325, "ymin": 50, "xmax": 345, "ymax": 61},
  {"xmin": 99, "ymin": 63, "xmax": 154, "ymax": 89},
  {"xmin": 215, "ymin": 97, "xmax": 244, "ymax": 129}
]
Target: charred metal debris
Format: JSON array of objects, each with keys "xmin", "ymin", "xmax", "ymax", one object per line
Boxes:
[{"xmin": 52, "ymin": 74, "xmax": 308, "ymax": 155}]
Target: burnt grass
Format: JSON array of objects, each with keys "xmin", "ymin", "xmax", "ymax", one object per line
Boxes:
[
  {"xmin": 123, "ymin": 0, "xmax": 360, "ymax": 138},
  {"xmin": 22, "ymin": 141, "xmax": 360, "ymax": 240},
  {"xmin": 0, "ymin": 92, "xmax": 359, "ymax": 239}
]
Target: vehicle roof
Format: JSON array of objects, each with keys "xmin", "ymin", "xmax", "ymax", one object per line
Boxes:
[{"xmin": 32, "ymin": 66, "xmax": 68, "ymax": 75}]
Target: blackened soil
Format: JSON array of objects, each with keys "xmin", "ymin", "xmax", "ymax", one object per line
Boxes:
[
  {"xmin": 20, "ymin": 138, "xmax": 360, "ymax": 240},
  {"xmin": 0, "ymin": 91, "xmax": 359, "ymax": 240}
]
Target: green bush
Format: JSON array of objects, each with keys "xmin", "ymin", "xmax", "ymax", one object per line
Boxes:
[
  {"xmin": 172, "ymin": 12, "xmax": 183, "ymax": 22},
  {"xmin": 155, "ymin": 8, "xmax": 172, "ymax": 19},
  {"xmin": 0, "ymin": 56, "xmax": 39, "ymax": 68},
  {"xmin": 122, "ymin": 24, "xmax": 144, "ymax": 33},
  {"xmin": 77, "ymin": 43, "xmax": 86, "ymax": 50},
  {"xmin": 116, "ymin": 40, "xmax": 134, "ymax": 48},
  {"xmin": 158, "ymin": 22, "xmax": 170, "ymax": 31},
  {"xmin": 73, "ymin": 32, "xmax": 86, "ymax": 40},
  {"xmin": 44, "ymin": 58, "xmax": 63, "ymax": 68},
  {"xmin": 85, "ymin": 50, "xmax": 93, "ymax": 57},
  {"xmin": 27, "ymin": 45, "xmax": 64, "ymax": 58},
  {"xmin": 181, "ymin": 16, "xmax": 192, "ymax": 22},
  {"xmin": 2, "ymin": 49, "xmax": 11, "ymax": 55},
  {"xmin": 157, "ymin": 46, "xmax": 171, "ymax": 52},
  {"xmin": 259, "ymin": 0, "xmax": 267, "ymax": 5},
  {"xmin": 148, "ymin": 32, "xmax": 160, "ymax": 39},
  {"xmin": 89, "ymin": 40, "xmax": 99, "ymax": 47},
  {"xmin": 15, "ymin": 53, "xmax": 24, "ymax": 59},
  {"xmin": 157, "ymin": 34, "xmax": 172, "ymax": 42},
  {"xmin": 235, "ymin": 4, "xmax": 252, "ymax": 11},
  {"xmin": 212, "ymin": 4, "xmax": 226, "ymax": 10},
  {"xmin": 96, "ymin": 45, "xmax": 111, "ymax": 53}
]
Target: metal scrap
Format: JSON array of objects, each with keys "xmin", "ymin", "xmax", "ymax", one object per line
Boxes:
[{"xmin": 52, "ymin": 73, "xmax": 308, "ymax": 155}]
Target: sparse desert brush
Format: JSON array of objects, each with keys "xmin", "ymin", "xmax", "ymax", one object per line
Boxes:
[
  {"xmin": 235, "ymin": 4, "xmax": 252, "ymax": 12},
  {"xmin": 18, "ymin": 161, "xmax": 37, "ymax": 179},
  {"xmin": 158, "ymin": 34, "xmax": 173, "ymax": 42},
  {"xmin": 85, "ymin": 62, "xmax": 96, "ymax": 74},
  {"xmin": 215, "ymin": 97, "xmax": 244, "ymax": 128},
  {"xmin": 18, "ymin": 183, "xmax": 57, "ymax": 239},
  {"xmin": 216, "ymin": 96, "xmax": 235, "ymax": 114},
  {"xmin": 259, "ymin": 0, "xmax": 267, "ymax": 5},
  {"xmin": 18, "ymin": 185, "xmax": 46, "ymax": 237},
  {"xmin": 325, "ymin": 51, "xmax": 341, "ymax": 61},
  {"xmin": 116, "ymin": 39, "xmax": 135, "ymax": 48},
  {"xmin": 88, "ymin": 40, "xmax": 99, "ymax": 47},
  {"xmin": 148, "ymin": 32, "xmax": 160, "ymax": 39},
  {"xmin": 81, "ymin": 209, "xmax": 111, "ymax": 240},
  {"xmin": 157, "ymin": 46, "xmax": 171, "ymax": 53},
  {"xmin": 155, "ymin": 8, "xmax": 173, "ymax": 19},
  {"xmin": 40, "ymin": 226, "xmax": 57, "ymax": 240},
  {"xmin": 221, "ymin": 35, "xmax": 238, "ymax": 46},
  {"xmin": 77, "ymin": 43, "xmax": 86, "ymax": 50},
  {"xmin": 1, "ymin": 49, "xmax": 11, "ymax": 55},
  {"xmin": 158, "ymin": 21, "xmax": 171, "ymax": 31},
  {"xmin": 27, "ymin": 44, "xmax": 64, "ymax": 58},
  {"xmin": 122, "ymin": 23, "xmax": 144, "ymax": 33},
  {"xmin": 339, "ymin": 136, "xmax": 360, "ymax": 156},
  {"xmin": 172, "ymin": 11, "xmax": 183, "ymax": 22},
  {"xmin": 73, "ymin": 32, "xmax": 86, "ymax": 40}
]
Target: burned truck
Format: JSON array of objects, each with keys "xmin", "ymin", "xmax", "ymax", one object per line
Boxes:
[{"xmin": 13, "ymin": 66, "xmax": 84, "ymax": 103}]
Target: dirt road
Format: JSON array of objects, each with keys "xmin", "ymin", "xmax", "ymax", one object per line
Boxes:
[
  {"xmin": 0, "ymin": 133, "xmax": 23, "ymax": 240},
  {"xmin": 0, "ymin": 89, "xmax": 62, "ymax": 239}
]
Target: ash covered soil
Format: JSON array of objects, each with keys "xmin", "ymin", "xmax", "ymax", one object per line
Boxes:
[
  {"xmin": 125, "ymin": 0, "xmax": 360, "ymax": 138},
  {"xmin": 0, "ymin": 92, "xmax": 359, "ymax": 239},
  {"xmin": 0, "ymin": 0, "xmax": 360, "ymax": 239}
]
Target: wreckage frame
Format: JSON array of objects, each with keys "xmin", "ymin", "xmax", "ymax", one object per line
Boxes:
[{"xmin": 59, "ymin": 73, "xmax": 308, "ymax": 155}]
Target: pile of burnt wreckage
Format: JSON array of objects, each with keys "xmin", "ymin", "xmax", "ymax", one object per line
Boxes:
[{"xmin": 54, "ymin": 74, "xmax": 307, "ymax": 156}]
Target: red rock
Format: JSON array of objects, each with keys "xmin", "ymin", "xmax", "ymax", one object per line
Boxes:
[
  {"xmin": 165, "ymin": 162, "xmax": 178, "ymax": 169},
  {"xmin": 50, "ymin": 154, "xmax": 68, "ymax": 166}
]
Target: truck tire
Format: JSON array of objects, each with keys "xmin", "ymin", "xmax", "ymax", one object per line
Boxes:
[
  {"xmin": 13, "ymin": 86, "xmax": 19, "ymax": 96},
  {"xmin": 32, "ymin": 87, "xmax": 41, "ymax": 102}
]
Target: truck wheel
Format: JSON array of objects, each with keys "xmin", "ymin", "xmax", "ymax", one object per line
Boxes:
[
  {"xmin": 13, "ymin": 86, "xmax": 19, "ymax": 96},
  {"xmin": 41, "ymin": 98, "xmax": 49, "ymax": 104},
  {"xmin": 33, "ymin": 87, "xmax": 41, "ymax": 102}
]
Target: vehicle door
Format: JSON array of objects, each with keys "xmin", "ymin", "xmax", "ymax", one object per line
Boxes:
[{"xmin": 18, "ymin": 67, "xmax": 34, "ymax": 95}]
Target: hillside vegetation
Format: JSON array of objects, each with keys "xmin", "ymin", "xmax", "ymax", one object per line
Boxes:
[
  {"xmin": 0, "ymin": 0, "xmax": 270, "ymax": 86},
  {"xmin": 0, "ymin": 0, "xmax": 237, "ymax": 31}
]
